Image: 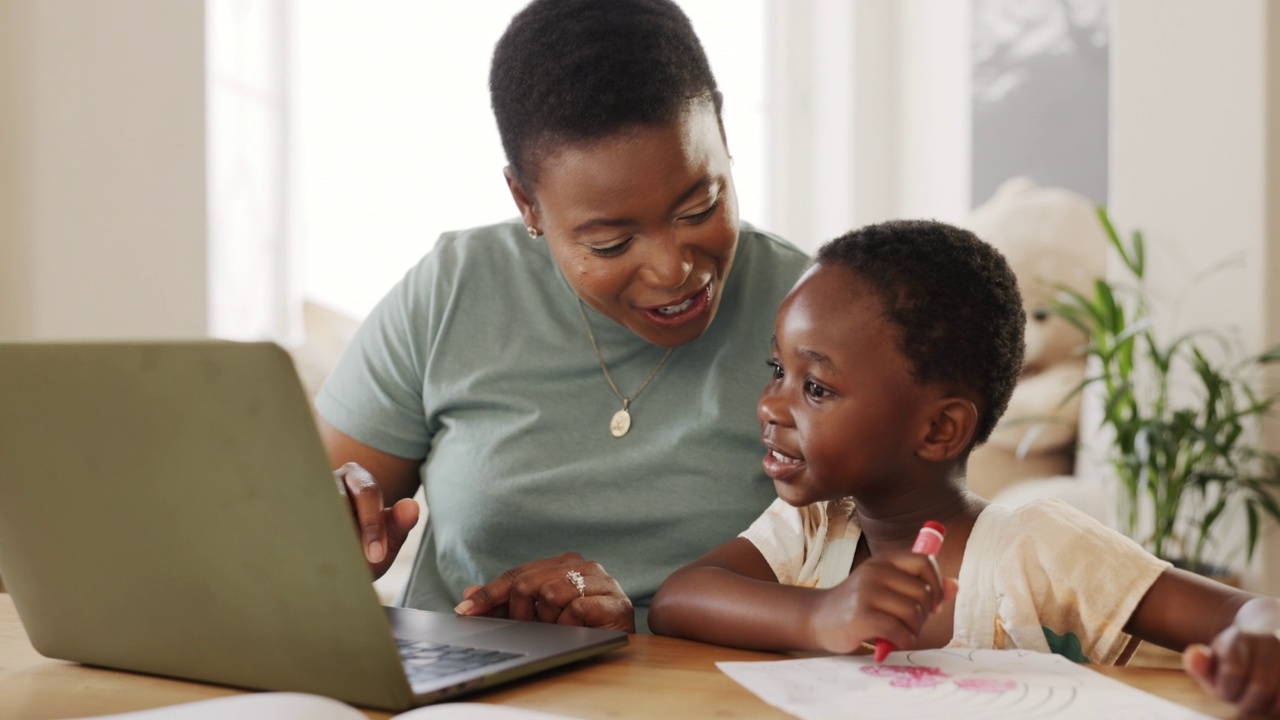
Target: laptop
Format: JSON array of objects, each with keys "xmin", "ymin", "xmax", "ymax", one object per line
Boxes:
[{"xmin": 0, "ymin": 341, "xmax": 627, "ymax": 712}]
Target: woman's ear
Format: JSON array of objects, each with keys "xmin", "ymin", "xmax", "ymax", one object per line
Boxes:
[
  {"xmin": 917, "ymin": 397, "xmax": 979, "ymax": 462},
  {"xmin": 504, "ymin": 167, "xmax": 540, "ymax": 232}
]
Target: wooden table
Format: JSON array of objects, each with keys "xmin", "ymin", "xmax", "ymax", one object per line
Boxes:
[{"xmin": 0, "ymin": 593, "xmax": 1242, "ymax": 719}]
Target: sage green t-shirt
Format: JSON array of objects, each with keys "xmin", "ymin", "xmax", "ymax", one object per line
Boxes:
[{"xmin": 316, "ymin": 220, "xmax": 808, "ymax": 631}]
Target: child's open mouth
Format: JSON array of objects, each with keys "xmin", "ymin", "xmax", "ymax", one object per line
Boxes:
[{"xmin": 762, "ymin": 447, "xmax": 805, "ymax": 480}]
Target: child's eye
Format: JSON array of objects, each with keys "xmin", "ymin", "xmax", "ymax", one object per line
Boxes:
[
  {"xmin": 766, "ymin": 360, "xmax": 783, "ymax": 380},
  {"xmin": 804, "ymin": 379, "xmax": 830, "ymax": 400}
]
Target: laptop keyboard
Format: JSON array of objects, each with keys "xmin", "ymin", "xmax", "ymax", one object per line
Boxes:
[{"xmin": 396, "ymin": 638, "xmax": 526, "ymax": 685}]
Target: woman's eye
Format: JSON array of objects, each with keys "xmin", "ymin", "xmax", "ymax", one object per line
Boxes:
[
  {"xmin": 589, "ymin": 238, "xmax": 632, "ymax": 257},
  {"xmin": 804, "ymin": 380, "xmax": 829, "ymax": 399},
  {"xmin": 766, "ymin": 360, "xmax": 783, "ymax": 380},
  {"xmin": 681, "ymin": 201, "xmax": 718, "ymax": 223}
]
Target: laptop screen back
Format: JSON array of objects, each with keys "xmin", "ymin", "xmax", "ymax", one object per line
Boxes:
[{"xmin": 0, "ymin": 342, "xmax": 414, "ymax": 709}]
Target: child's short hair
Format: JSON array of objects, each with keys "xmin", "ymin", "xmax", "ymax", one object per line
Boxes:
[{"xmin": 815, "ymin": 220, "xmax": 1026, "ymax": 446}]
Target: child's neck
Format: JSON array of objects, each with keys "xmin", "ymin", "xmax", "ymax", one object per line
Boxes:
[{"xmin": 853, "ymin": 485, "xmax": 985, "ymax": 556}]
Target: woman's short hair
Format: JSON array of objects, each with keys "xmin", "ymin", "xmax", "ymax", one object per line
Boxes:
[{"xmin": 490, "ymin": 0, "xmax": 722, "ymax": 186}]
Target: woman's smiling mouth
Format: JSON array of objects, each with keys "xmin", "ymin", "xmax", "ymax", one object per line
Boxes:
[{"xmin": 642, "ymin": 283, "xmax": 713, "ymax": 327}]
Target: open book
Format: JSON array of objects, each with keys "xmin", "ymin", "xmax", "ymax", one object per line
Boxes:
[{"xmin": 82, "ymin": 693, "xmax": 580, "ymax": 720}]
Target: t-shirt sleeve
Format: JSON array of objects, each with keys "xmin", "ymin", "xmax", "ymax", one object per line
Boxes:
[
  {"xmin": 739, "ymin": 498, "xmax": 817, "ymax": 586},
  {"xmin": 996, "ymin": 498, "xmax": 1171, "ymax": 665},
  {"xmin": 314, "ymin": 251, "xmax": 440, "ymax": 460}
]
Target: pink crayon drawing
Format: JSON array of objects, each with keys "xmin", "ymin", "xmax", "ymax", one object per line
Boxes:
[
  {"xmin": 861, "ymin": 664, "xmax": 950, "ymax": 688},
  {"xmin": 954, "ymin": 677, "xmax": 1019, "ymax": 693},
  {"xmin": 861, "ymin": 665, "xmax": 1019, "ymax": 693}
]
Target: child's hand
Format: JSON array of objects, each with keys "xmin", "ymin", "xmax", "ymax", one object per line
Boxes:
[
  {"xmin": 1183, "ymin": 596, "xmax": 1280, "ymax": 716},
  {"xmin": 808, "ymin": 554, "xmax": 958, "ymax": 655}
]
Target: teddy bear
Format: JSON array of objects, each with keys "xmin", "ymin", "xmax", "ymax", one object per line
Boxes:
[{"xmin": 964, "ymin": 177, "xmax": 1110, "ymax": 516}]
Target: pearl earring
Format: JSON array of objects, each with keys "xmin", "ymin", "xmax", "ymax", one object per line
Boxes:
[{"xmin": 527, "ymin": 226, "xmax": 540, "ymax": 238}]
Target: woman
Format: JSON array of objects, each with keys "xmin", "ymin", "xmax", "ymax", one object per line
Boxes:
[{"xmin": 318, "ymin": 0, "xmax": 808, "ymax": 633}]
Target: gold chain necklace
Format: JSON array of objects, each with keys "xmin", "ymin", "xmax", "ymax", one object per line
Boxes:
[{"xmin": 575, "ymin": 300, "xmax": 675, "ymax": 438}]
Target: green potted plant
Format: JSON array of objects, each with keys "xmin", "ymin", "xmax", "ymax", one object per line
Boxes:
[{"xmin": 1049, "ymin": 209, "xmax": 1280, "ymax": 576}]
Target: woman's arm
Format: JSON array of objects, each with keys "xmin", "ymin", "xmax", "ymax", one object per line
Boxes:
[
  {"xmin": 1127, "ymin": 568, "xmax": 1280, "ymax": 715},
  {"xmin": 319, "ymin": 418, "xmax": 423, "ymax": 578}
]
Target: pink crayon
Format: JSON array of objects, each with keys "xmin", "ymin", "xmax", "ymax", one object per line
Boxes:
[{"xmin": 874, "ymin": 521, "xmax": 946, "ymax": 663}]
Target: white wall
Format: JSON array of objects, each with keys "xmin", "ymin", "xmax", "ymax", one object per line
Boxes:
[
  {"xmin": 0, "ymin": 0, "xmax": 207, "ymax": 340},
  {"xmin": 1110, "ymin": 0, "xmax": 1280, "ymax": 592}
]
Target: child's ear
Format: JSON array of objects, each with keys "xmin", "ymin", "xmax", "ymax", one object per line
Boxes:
[{"xmin": 917, "ymin": 397, "xmax": 978, "ymax": 462}]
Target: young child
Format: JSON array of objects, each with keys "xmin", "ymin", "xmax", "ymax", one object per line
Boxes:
[{"xmin": 649, "ymin": 219, "xmax": 1280, "ymax": 716}]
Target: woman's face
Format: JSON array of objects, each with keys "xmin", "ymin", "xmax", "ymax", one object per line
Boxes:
[{"xmin": 508, "ymin": 101, "xmax": 739, "ymax": 348}]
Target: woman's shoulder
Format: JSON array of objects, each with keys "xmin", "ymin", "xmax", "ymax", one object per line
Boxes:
[
  {"xmin": 719, "ymin": 222, "xmax": 810, "ymax": 317},
  {"xmin": 737, "ymin": 221, "xmax": 810, "ymax": 267},
  {"xmin": 403, "ymin": 219, "xmax": 555, "ymax": 285},
  {"xmin": 431, "ymin": 219, "xmax": 551, "ymax": 264}
]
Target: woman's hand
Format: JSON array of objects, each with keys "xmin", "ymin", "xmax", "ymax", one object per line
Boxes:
[
  {"xmin": 334, "ymin": 461, "xmax": 421, "ymax": 579},
  {"xmin": 1183, "ymin": 596, "xmax": 1280, "ymax": 716},
  {"xmin": 809, "ymin": 554, "xmax": 956, "ymax": 655},
  {"xmin": 453, "ymin": 552, "xmax": 635, "ymax": 633}
]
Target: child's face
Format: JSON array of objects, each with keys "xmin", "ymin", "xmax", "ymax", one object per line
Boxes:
[{"xmin": 758, "ymin": 263, "xmax": 937, "ymax": 507}]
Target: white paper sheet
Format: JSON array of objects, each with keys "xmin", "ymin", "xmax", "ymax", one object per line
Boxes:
[
  {"xmin": 718, "ymin": 648, "xmax": 1213, "ymax": 720},
  {"xmin": 73, "ymin": 692, "xmax": 579, "ymax": 720}
]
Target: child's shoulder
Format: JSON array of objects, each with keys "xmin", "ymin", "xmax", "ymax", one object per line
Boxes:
[
  {"xmin": 983, "ymin": 497, "xmax": 1164, "ymax": 565},
  {"xmin": 974, "ymin": 497, "xmax": 1113, "ymax": 552},
  {"xmin": 1001, "ymin": 496, "xmax": 1094, "ymax": 524}
]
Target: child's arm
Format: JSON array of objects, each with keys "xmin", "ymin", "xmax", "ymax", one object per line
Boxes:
[
  {"xmin": 1125, "ymin": 567, "xmax": 1280, "ymax": 715},
  {"xmin": 649, "ymin": 537, "xmax": 948, "ymax": 653}
]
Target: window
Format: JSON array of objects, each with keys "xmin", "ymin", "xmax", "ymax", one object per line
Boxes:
[{"xmin": 292, "ymin": 1, "xmax": 766, "ymax": 321}]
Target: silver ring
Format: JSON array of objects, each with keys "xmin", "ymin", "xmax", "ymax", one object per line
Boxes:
[{"xmin": 566, "ymin": 570, "xmax": 585, "ymax": 597}]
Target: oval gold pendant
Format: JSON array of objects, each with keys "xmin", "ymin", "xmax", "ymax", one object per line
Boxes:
[{"xmin": 609, "ymin": 409, "xmax": 631, "ymax": 438}]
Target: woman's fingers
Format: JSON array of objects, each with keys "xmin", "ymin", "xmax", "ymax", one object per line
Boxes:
[
  {"xmin": 457, "ymin": 553, "xmax": 583, "ymax": 616},
  {"xmin": 455, "ymin": 554, "xmax": 634, "ymax": 631},
  {"xmin": 334, "ymin": 462, "xmax": 388, "ymax": 564},
  {"xmin": 534, "ymin": 570, "xmax": 589, "ymax": 624},
  {"xmin": 385, "ymin": 497, "xmax": 420, "ymax": 555},
  {"xmin": 509, "ymin": 561, "xmax": 603, "ymax": 623},
  {"xmin": 333, "ymin": 463, "xmax": 422, "ymax": 579},
  {"xmin": 557, "ymin": 595, "xmax": 636, "ymax": 632}
]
